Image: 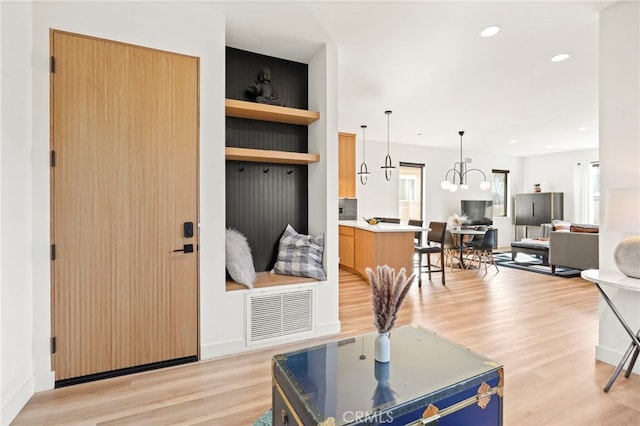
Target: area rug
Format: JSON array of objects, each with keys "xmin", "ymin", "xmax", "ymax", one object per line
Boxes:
[
  {"xmin": 494, "ymin": 252, "xmax": 582, "ymax": 278},
  {"xmin": 253, "ymin": 409, "xmax": 271, "ymax": 426}
]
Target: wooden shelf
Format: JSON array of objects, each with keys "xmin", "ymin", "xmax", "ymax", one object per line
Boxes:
[
  {"xmin": 226, "ymin": 147, "xmax": 320, "ymax": 165},
  {"xmin": 225, "ymin": 99, "xmax": 320, "ymax": 125},
  {"xmin": 226, "ymin": 271, "xmax": 318, "ymax": 291}
]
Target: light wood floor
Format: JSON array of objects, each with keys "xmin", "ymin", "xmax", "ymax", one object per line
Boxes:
[{"xmin": 13, "ymin": 266, "xmax": 640, "ymax": 425}]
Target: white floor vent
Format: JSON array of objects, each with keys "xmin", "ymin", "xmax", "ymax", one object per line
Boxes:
[{"xmin": 246, "ymin": 288, "xmax": 314, "ymax": 345}]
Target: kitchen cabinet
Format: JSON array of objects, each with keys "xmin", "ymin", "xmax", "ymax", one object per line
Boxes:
[
  {"xmin": 338, "ymin": 225, "xmax": 355, "ymax": 269},
  {"xmin": 339, "ymin": 221, "xmax": 419, "ymax": 280},
  {"xmin": 338, "ymin": 132, "xmax": 356, "ymax": 198}
]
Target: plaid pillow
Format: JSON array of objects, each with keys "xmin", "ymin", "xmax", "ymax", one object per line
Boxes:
[{"xmin": 272, "ymin": 224, "xmax": 326, "ymax": 280}]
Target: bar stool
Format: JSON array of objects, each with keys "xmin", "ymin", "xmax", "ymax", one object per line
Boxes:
[{"xmin": 413, "ymin": 221, "xmax": 447, "ymax": 286}]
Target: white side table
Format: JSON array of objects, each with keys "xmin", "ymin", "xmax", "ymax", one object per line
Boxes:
[{"xmin": 581, "ymin": 269, "xmax": 640, "ymax": 392}]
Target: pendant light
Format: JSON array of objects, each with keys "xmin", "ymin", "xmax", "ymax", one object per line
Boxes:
[
  {"xmin": 441, "ymin": 131, "xmax": 491, "ymax": 192},
  {"xmin": 380, "ymin": 110, "xmax": 395, "ymax": 181},
  {"xmin": 357, "ymin": 124, "xmax": 371, "ymax": 185}
]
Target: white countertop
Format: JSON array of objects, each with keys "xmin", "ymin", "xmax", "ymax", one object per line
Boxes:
[{"xmin": 339, "ymin": 220, "xmax": 425, "ymax": 233}]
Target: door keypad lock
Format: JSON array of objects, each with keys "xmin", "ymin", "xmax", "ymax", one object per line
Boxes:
[{"xmin": 184, "ymin": 222, "xmax": 194, "ymax": 238}]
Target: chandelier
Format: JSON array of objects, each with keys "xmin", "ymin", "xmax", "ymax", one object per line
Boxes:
[{"xmin": 440, "ymin": 131, "xmax": 491, "ymax": 192}]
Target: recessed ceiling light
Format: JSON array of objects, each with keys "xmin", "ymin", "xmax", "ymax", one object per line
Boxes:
[
  {"xmin": 550, "ymin": 53, "xmax": 571, "ymax": 62},
  {"xmin": 578, "ymin": 126, "xmax": 589, "ymax": 131},
  {"xmin": 509, "ymin": 139, "xmax": 518, "ymax": 144},
  {"xmin": 480, "ymin": 25, "xmax": 501, "ymax": 37}
]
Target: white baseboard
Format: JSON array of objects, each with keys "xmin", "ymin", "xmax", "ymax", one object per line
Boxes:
[
  {"xmin": 596, "ymin": 344, "xmax": 640, "ymax": 376},
  {"xmin": 1, "ymin": 376, "xmax": 34, "ymax": 426},
  {"xmin": 200, "ymin": 337, "xmax": 247, "ymax": 360},
  {"xmin": 200, "ymin": 320, "xmax": 341, "ymax": 361},
  {"xmin": 34, "ymin": 371, "xmax": 55, "ymax": 392},
  {"xmin": 315, "ymin": 320, "xmax": 341, "ymax": 336}
]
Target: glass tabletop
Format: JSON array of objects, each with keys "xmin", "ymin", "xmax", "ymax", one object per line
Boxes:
[{"xmin": 273, "ymin": 324, "xmax": 501, "ymax": 424}]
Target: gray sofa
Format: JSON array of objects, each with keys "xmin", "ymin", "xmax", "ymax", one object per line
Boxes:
[{"xmin": 548, "ymin": 231, "xmax": 599, "ymax": 273}]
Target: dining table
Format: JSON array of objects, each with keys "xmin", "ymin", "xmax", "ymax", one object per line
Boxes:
[{"xmin": 449, "ymin": 228, "xmax": 487, "ymax": 268}]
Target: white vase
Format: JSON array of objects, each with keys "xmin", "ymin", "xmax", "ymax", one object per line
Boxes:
[{"xmin": 375, "ymin": 332, "xmax": 390, "ymax": 363}]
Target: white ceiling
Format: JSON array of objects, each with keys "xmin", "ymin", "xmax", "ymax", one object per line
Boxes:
[{"xmin": 214, "ymin": 1, "xmax": 614, "ymax": 157}]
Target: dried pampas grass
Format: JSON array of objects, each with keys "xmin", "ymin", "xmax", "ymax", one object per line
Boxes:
[{"xmin": 366, "ymin": 265, "xmax": 416, "ymax": 334}]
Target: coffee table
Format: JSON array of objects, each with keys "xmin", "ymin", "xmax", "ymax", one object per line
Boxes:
[
  {"xmin": 272, "ymin": 324, "xmax": 503, "ymax": 425},
  {"xmin": 510, "ymin": 238, "xmax": 549, "ymax": 265}
]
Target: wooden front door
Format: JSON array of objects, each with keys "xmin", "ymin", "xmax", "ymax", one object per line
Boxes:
[{"xmin": 50, "ymin": 30, "xmax": 199, "ymax": 381}]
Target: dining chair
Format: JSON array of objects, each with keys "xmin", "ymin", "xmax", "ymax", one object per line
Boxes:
[
  {"xmin": 414, "ymin": 221, "xmax": 447, "ymax": 286},
  {"xmin": 465, "ymin": 228, "xmax": 499, "ymax": 274},
  {"xmin": 442, "ymin": 230, "xmax": 458, "ymax": 271},
  {"xmin": 462, "ymin": 225, "xmax": 487, "ymax": 259}
]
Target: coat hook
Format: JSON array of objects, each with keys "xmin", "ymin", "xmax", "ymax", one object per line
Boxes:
[
  {"xmin": 287, "ymin": 170, "xmax": 293, "ymax": 175},
  {"xmin": 238, "ymin": 167, "xmax": 245, "ymax": 172},
  {"xmin": 263, "ymin": 168, "xmax": 270, "ymax": 173}
]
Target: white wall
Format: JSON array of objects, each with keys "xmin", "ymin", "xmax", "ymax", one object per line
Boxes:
[
  {"xmin": 1, "ymin": 2, "xmax": 340, "ymax": 423},
  {"xmin": 597, "ymin": 0, "xmax": 640, "ymax": 373},
  {"xmin": 33, "ymin": 0, "xmax": 339, "ymax": 362},
  {"xmin": 1, "ymin": 2, "xmax": 36, "ymax": 424},
  {"xmin": 354, "ymin": 138, "xmax": 523, "ymax": 247},
  {"xmin": 309, "ymin": 44, "xmax": 341, "ymax": 337},
  {"xmin": 522, "ymin": 148, "xmax": 599, "ymax": 222},
  {"xmin": 31, "ymin": 0, "xmax": 227, "ymax": 393}
]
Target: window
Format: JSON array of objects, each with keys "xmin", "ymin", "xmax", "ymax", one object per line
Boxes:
[
  {"xmin": 400, "ymin": 176, "xmax": 417, "ymax": 201},
  {"xmin": 574, "ymin": 161, "xmax": 600, "ymax": 224},
  {"xmin": 590, "ymin": 162, "xmax": 600, "ymax": 224},
  {"xmin": 399, "ymin": 162, "xmax": 424, "ymax": 223},
  {"xmin": 492, "ymin": 169, "xmax": 509, "ymax": 217}
]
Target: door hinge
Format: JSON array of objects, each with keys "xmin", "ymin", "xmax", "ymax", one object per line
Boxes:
[
  {"xmin": 50, "ymin": 56, "xmax": 56, "ymax": 73},
  {"xmin": 51, "ymin": 336, "xmax": 57, "ymax": 354},
  {"xmin": 51, "ymin": 150, "xmax": 56, "ymax": 167},
  {"xmin": 51, "ymin": 244, "xmax": 56, "ymax": 260}
]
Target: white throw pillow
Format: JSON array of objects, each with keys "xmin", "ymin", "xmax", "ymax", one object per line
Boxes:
[{"xmin": 225, "ymin": 228, "xmax": 256, "ymax": 288}]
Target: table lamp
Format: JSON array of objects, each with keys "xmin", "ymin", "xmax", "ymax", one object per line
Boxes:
[{"xmin": 603, "ymin": 188, "xmax": 640, "ymax": 279}]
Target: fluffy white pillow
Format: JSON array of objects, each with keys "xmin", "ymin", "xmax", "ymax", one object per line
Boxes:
[
  {"xmin": 226, "ymin": 228, "xmax": 256, "ymax": 288},
  {"xmin": 272, "ymin": 224, "xmax": 326, "ymax": 280}
]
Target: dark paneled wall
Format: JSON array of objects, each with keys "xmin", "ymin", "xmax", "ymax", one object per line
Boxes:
[
  {"xmin": 226, "ymin": 162, "xmax": 308, "ymax": 271},
  {"xmin": 226, "ymin": 48, "xmax": 310, "ymax": 273},
  {"xmin": 226, "ymin": 47, "xmax": 308, "ymax": 109},
  {"xmin": 226, "ymin": 117, "xmax": 307, "ymax": 152}
]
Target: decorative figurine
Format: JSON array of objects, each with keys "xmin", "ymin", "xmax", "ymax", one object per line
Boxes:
[
  {"xmin": 247, "ymin": 67, "xmax": 284, "ymax": 106},
  {"xmin": 534, "ymin": 184, "xmax": 541, "ymax": 193}
]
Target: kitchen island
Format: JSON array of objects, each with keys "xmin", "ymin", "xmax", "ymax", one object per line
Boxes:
[{"xmin": 338, "ymin": 220, "xmax": 424, "ymax": 280}]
